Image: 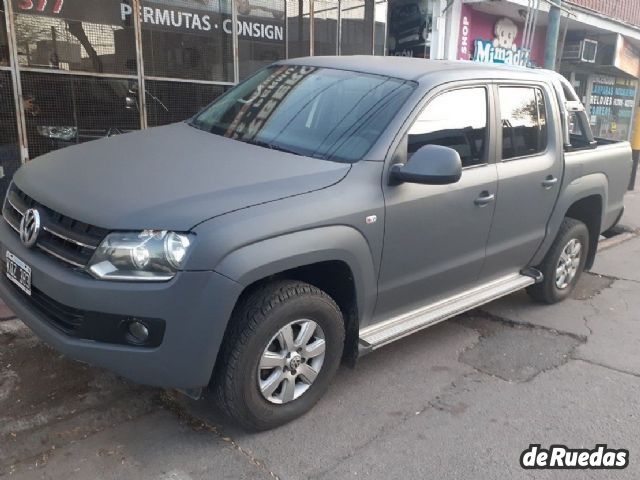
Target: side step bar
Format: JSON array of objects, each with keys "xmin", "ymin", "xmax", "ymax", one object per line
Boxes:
[{"xmin": 359, "ymin": 272, "xmax": 539, "ymax": 350}]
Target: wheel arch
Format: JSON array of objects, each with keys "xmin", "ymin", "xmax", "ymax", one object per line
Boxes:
[
  {"xmin": 531, "ymin": 173, "xmax": 607, "ymax": 269},
  {"xmin": 214, "ymin": 226, "xmax": 378, "ymax": 366},
  {"xmin": 564, "ymin": 194, "xmax": 603, "ymax": 269}
]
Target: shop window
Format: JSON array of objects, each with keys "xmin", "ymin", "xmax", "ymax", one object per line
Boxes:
[
  {"xmin": 387, "ymin": 0, "xmax": 431, "ymax": 58},
  {"xmin": 373, "ymin": 0, "xmax": 387, "ymax": 55},
  {"xmin": 340, "ymin": 0, "xmax": 373, "ymax": 55},
  {"xmin": 237, "ymin": 0, "xmax": 285, "ymax": 80},
  {"xmin": 286, "ymin": 0, "xmax": 310, "ymax": 58},
  {"xmin": 499, "ymin": 86, "xmax": 547, "ymax": 160},
  {"xmin": 408, "ymin": 87, "xmax": 488, "ymax": 168},
  {"xmin": 313, "ymin": 0, "xmax": 337, "ymax": 55},
  {"xmin": 140, "ymin": 0, "xmax": 234, "ymax": 82},
  {"xmin": 589, "ymin": 76, "xmax": 638, "ymax": 142},
  {"xmin": 21, "ymin": 72, "xmax": 140, "ymax": 158},
  {"xmin": 1, "ymin": 7, "xmax": 9, "ymax": 66},
  {"xmin": 12, "ymin": 0, "xmax": 137, "ymax": 75},
  {"xmin": 0, "ymin": 72, "xmax": 20, "ymax": 199},
  {"xmin": 146, "ymin": 80, "xmax": 226, "ymax": 126}
]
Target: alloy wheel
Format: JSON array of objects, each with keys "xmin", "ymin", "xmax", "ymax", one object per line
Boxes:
[{"xmin": 258, "ymin": 320, "xmax": 326, "ymax": 404}]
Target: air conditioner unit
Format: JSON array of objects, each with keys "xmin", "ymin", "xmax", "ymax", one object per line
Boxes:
[{"xmin": 563, "ymin": 39, "xmax": 598, "ymax": 63}]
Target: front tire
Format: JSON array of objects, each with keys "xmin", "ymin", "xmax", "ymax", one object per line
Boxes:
[
  {"xmin": 213, "ymin": 280, "xmax": 344, "ymax": 431},
  {"xmin": 527, "ymin": 218, "xmax": 589, "ymax": 304}
]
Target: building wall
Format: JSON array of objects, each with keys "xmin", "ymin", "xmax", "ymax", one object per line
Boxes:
[{"xmin": 566, "ymin": 0, "xmax": 640, "ymax": 28}]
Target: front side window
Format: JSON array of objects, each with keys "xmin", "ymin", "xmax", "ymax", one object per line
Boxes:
[
  {"xmin": 408, "ymin": 87, "xmax": 488, "ymax": 168},
  {"xmin": 191, "ymin": 65, "xmax": 416, "ymax": 163},
  {"xmin": 500, "ymin": 86, "xmax": 548, "ymax": 160}
]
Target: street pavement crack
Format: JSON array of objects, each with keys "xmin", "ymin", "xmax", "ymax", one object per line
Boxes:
[
  {"xmin": 157, "ymin": 391, "xmax": 282, "ymax": 480},
  {"xmin": 469, "ymin": 309, "xmax": 588, "ymax": 342},
  {"xmin": 571, "ymin": 358, "xmax": 640, "ymax": 379}
]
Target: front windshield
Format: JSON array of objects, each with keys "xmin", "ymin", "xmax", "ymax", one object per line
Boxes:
[{"xmin": 190, "ymin": 65, "xmax": 416, "ymax": 163}]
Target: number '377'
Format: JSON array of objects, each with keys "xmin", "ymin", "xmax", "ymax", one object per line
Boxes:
[{"xmin": 18, "ymin": 0, "xmax": 64, "ymax": 14}]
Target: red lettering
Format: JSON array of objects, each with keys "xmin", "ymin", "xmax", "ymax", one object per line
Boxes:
[{"xmin": 18, "ymin": 0, "xmax": 34, "ymax": 10}]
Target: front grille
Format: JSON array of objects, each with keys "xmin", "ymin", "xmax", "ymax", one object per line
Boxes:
[{"xmin": 2, "ymin": 184, "xmax": 108, "ymax": 268}]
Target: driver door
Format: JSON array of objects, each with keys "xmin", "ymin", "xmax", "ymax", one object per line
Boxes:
[{"xmin": 373, "ymin": 85, "xmax": 498, "ymax": 322}]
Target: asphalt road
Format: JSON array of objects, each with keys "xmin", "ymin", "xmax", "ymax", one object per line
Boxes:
[{"xmin": 2, "ymin": 191, "xmax": 640, "ymax": 479}]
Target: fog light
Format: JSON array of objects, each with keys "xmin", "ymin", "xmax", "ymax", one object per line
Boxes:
[{"xmin": 127, "ymin": 320, "xmax": 149, "ymax": 343}]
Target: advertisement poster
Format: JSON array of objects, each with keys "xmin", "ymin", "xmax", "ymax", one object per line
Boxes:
[{"xmin": 458, "ymin": 4, "xmax": 546, "ymax": 67}]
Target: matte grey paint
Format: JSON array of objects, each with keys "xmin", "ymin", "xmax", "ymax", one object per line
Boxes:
[
  {"xmin": 0, "ymin": 58, "xmax": 632, "ymax": 388},
  {"xmin": 13, "ymin": 122, "xmax": 351, "ymax": 231}
]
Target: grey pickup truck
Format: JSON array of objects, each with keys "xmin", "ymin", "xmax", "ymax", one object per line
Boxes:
[{"xmin": 0, "ymin": 57, "xmax": 632, "ymax": 430}]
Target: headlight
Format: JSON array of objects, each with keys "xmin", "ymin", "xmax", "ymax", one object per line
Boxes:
[
  {"xmin": 87, "ymin": 230, "xmax": 193, "ymax": 281},
  {"xmin": 37, "ymin": 126, "xmax": 78, "ymax": 141}
]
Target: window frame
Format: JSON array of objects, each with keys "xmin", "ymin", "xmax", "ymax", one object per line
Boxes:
[
  {"xmin": 495, "ymin": 82, "xmax": 551, "ymax": 163},
  {"xmin": 405, "ymin": 83, "xmax": 493, "ymax": 170}
]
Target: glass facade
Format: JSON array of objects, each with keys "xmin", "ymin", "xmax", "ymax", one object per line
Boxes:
[
  {"xmin": 1, "ymin": 5, "xmax": 9, "ymax": 65},
  {"xmin": 12, "ymin": 0, "xmax": 137, "ymax": 74},
  {"xmin": 140, "ymin": 0, "xmax": 235, "ymax": 81},
  {"xmin": 0, "ymin": 0, "xmax": 394, "ymax": 199}
]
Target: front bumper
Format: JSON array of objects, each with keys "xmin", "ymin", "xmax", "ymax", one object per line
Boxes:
[{"xmin": 0, "ymin": 219, "xmax": 243, "ymax": 388}]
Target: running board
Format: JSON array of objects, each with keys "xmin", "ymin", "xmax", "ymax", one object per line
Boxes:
[{"xmin": 359, "ymin": 273, "xmax": 537, "ymax": 350}]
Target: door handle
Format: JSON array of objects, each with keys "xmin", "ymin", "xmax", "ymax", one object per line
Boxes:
[
  {"xmin": 542, "ymin": 176, "xmax": 559, "ymax": 189},
  {"xmin": 474, "ymin": 191, "xmax": 495, "ymax": 207}
]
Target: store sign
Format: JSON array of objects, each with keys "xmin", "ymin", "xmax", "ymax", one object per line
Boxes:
[
  {"xmin": 121, "ymin": 3, "xmax": 284, "ymax": 40},
  {"xmin": 590, "ymin": 74, "xmax": 638, "ymax": 141},
  {"xmin": 13, "ymin": 0, "xmax": 283, "ymax": 41},
  {"xmin": 13, "ymin": 0, "xmax": 127, "ymax": 24},
  {"xmin": 472, "ymin": 18, "xmax": 531, "ymax": 67}
]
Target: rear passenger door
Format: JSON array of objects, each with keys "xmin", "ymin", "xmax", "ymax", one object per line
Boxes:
[{"xmin": 481, "ymin": 83, "xmax": 564, "ymax": 280}]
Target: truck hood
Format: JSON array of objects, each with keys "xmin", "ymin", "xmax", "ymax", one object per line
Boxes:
[{"xmin": 14, "ymin": 122, "xmax": 351, "ymax": 231}]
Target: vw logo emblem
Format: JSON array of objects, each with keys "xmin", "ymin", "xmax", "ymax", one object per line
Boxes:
[{"xmin": 19, "ymin": 208, "xmax": 41, "ymax": 248}]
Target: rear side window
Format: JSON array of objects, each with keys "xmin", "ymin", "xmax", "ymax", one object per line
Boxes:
[
  {"xmin": 500, "ymin": 86, "xmax": 548, "ymax": 160},
  {"xmin": 408, "ymin": 87, "xmax": 488, "ymax": 168}
]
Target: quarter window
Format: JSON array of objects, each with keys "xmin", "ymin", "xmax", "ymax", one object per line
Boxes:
[
  {"xmin": 500, "ymin": 86, "xmax": 548, "ymax": 160},
  {"xmin": 408, "ymin": 87, "xmax": 488, "ymax": 168}
]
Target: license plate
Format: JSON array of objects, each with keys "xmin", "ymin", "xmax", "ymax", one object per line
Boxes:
[{"xmin": 6, "ymin": 250, "xmax": 31, "ymax": 296}]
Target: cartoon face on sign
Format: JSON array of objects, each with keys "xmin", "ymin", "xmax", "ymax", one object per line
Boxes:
[{"xmin": 493, "ymin": 18, "xmax": 518, "ymax": 52}]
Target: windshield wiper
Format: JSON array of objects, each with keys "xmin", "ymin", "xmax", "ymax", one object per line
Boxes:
[{"xmin": 244, "ymin": 139, "xmax": 301, "ymax": 156}]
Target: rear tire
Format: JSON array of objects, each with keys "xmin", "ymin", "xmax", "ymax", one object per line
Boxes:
[
  {"xmin": 213, "ymin": 280, "xmax": 344, "ymax": 431},
  {"xmin": 527, "ymin": 218, "xmax": 589, "ymax": 304}
]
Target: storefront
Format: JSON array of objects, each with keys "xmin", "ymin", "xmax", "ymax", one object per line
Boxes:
[
  {"xmin": 457, "ymin": 3, "xmax": 546, "ymax": 67},
  {"xmin": 454, "ymin": 1, "xmax": 640, "ymax": 144},
  {"xmin": 1, "ymin": 0, "xmax": 446, "ymax": 199},
  {"xmin": 561, "ymin": 34, "xmax": 639, "ymax": 142}
]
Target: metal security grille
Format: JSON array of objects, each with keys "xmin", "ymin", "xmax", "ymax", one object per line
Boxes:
[
  {"xmin": 0, "ymin": 5, "xmax": 9, "ymax": 65},
  {"xmin": 145, "ymin": 79, "xmax": 226, "ymax": 126},
  {"xmin": 1, "ymin": 0, "xmax": 389, "ymax": 168},
  {"xmin": 313, "ymin": 0, "xmax": 338, "ymax": 55},
  {"xmin": 286, "ymin": 0, "xmax": 310, "ymax": 58},
  {"xmin": 0, "ymin": 71, "xmax": 20, "ymax": 200},
  {"xmin": 13, "ymin": 3, "xmax": 138, "ymax": 75},
  {"xmin": 20, "ymin": 71, "xmax": 141, "ymax": 158},
  {"xmin": 141, "ymin": 0, "xmax": 235, "ymax": 82}
]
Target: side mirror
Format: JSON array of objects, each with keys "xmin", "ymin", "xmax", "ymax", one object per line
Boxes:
[{"xmin": 390, "ymin": 144, "xmax": 462, "ymax": 185}]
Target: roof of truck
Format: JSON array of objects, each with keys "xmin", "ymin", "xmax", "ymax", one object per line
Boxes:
[{"xmin": 278, "ymin": 56, "xmax": 557, "ymax": 83}]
